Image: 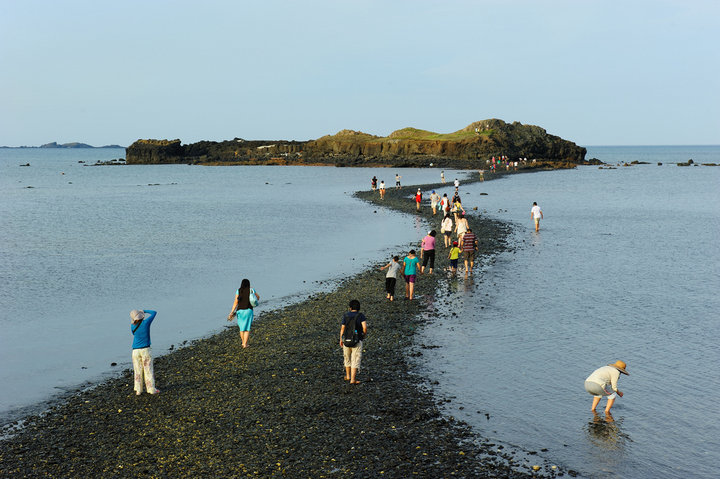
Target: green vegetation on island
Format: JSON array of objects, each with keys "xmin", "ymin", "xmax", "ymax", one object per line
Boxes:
[{"xmin": 126, "ymin": 119, "xmax": 588, "ymax": 169}]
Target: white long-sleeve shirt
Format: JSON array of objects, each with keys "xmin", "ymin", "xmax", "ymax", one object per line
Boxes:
[{"xmin": 585, "ymin": 366, "xmax": 621, "ymax": 392}]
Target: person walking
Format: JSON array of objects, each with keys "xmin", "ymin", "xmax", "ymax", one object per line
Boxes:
[
  {"xmin": 420, "ymin": 230, "xmax": 437, "ymax": 274},
  {"xmin": 584, "ymin": 361, "xmax": 629, "ymax": 413},
  {"xmin": 395, "ymin": 174, "xmax": 402, "ymax": 189},
  {"xmin": 403, "ymin": 250, "xmax": 421, "ymax": 300},
  {"xmin": 461, "ymin": 227, "xmax": 478, "ymax": 276},
  {"xmin": 448, "ymin": 241, "xmax": 461, "ymax": 274},
  {"xmin": 452, "ymin": 197, "xmax": 465, "ymax": 222},
  {"xmin": 340, "ymin": 299, "xmax": 367, "ymax": 384},
  {"xmin": 130, "ymin": 309, "xmax": 160, "ymax": 395},
  {"xmin": 415, "ymin": 188, "xmax": 422, "ymax": 211},
  {"xmin": 430, "ymin": 190, "xmax": 440, "ymax": 215},
  {"xmin": 440, "ymin": 193, "xmax": 450, "ymax": 215},
  {"xmin": 531, "ymin": 202, "xmax": 544, "ymax": 232},
  {"xmin": 227, "ymin": 278, "xmax": 260, "ymax": 348},
  {"xmin": 441, "ymin": 213, "xmax": 453, "ymax": 247},
  {"xmin": 379, "ymin": 180, "xmax": 386, "ymax": 199},
  {"xmin": 371, "ymin": 176, "xmax": 377, "ymax": 191},
  {"xmin": 380, "ymin": 256, "xmax": 401, "ymax": 301},
  {"xmin": 454, "ymin": 213, "xmax": 469, "ymax": 246}
]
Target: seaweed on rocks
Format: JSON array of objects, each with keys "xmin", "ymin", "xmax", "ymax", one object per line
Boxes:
[{"xmin": 0, "ymin": 171, "xmax": 558, "ymax": 478}]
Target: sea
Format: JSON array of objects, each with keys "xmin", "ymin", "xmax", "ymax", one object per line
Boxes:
[
  {"xmin": 416, "ymin": 145, "xmax": 720, "ymax": 478},
  {"xmin": 1, "ymin": 145, "xmax": 719, "ymax": 477}
]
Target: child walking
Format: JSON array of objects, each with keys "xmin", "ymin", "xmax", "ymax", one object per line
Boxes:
[
  {"xmin": 130, "ymin": 309, "xmax": 160, "ymax": 395},
  {"xmin": 448, "ymin": 241, "xmax": 461, "ymax": 274}
]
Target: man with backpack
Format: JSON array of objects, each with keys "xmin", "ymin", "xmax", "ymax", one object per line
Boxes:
[{"xmin": 339, "ymin": 299, "xmax": 368, "ymax": 385}]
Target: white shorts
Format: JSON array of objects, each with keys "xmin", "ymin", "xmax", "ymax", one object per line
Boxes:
[
  {"xmin": 343, "ymin": 341, "xmax": 363, "ymax": 369},
  {"xmin": 585, "ymin": 380, "xmax": 616, "ymax": 399}
]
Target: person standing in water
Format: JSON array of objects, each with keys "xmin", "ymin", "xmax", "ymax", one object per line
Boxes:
[
  {"xmin": 228, "ymin": 279, "xmax": 260, "ymax": 348},
  {"xmin": 415, "ymin": 188, "xmax": 422, "ymax": 211},
  {"xmin": 130, "ymin": 309, "xmax": 160, "ymax": 395},
  {"xmin": 371, "ymin": 176, "xmax": 377, "ymax": 191},
  {"xmin": 395, "ymin": 173, "xmax": 402, "ymax": 189},
  {"xmin": 378, "ymin": 180, "xmax": 386, "ymax": 199},
  {"xmin": 531, "ymin": 202, "xmax": 544, "ymax": 232},
  {"xmin": 440, "ymin": 170, "xmax": 445, "ymax": 183},
  {"xmin": 584, "ymin": 361, "xmax": 629, "ymax": 413}
]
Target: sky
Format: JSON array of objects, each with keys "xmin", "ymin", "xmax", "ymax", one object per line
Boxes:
[{"xmin": 1, "ymin": 0, "xmax": 718, "ymax": 147}]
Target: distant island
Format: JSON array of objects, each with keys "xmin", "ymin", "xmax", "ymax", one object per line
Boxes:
[
  {"xmin": 126, "ymin": 119, "xmax": 590, "ymax": 169},
  {"xmin": 0, "ymin": 142, "xmax": 125, "ymax": 149}
]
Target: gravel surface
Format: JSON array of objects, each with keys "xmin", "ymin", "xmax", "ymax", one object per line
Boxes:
[{"xmin": 0, "ymin": 171, "xmax": 566, "ymax": 478}]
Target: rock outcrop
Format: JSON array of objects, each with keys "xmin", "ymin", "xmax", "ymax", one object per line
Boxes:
[{"xmin": 126, "ymin": 119, "xmax": 587, "ymax": 168}]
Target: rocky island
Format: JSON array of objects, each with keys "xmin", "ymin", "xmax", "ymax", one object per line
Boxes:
[{"xmin": 126, "ymin": 119, "xmax": 588, "ymax": 169}]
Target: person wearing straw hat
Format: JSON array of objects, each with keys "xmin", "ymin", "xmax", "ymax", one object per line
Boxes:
[
  {"xmin": 130, "ymin": 309, "xmax": 160, "ymax": 395},
  {"xmin": 584, "ymin": 360, "xmax": 629, "ymax": 413}
]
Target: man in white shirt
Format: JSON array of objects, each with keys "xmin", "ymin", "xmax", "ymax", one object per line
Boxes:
[
  {"xmin": 429, "ymin": 190, "xmax": 440, "ymax": 215},
  {"xmin": 530, "ymin": 202, "xmax": 543, "ymax": 232},
  {"xmin": 584, "ymin": 360, "xmax": 629, "ymax": 413}
]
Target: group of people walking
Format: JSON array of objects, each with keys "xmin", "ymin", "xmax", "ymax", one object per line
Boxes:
[{"xmin": 129, "ymin": 175, "xmax": 628, "ymax": 416}]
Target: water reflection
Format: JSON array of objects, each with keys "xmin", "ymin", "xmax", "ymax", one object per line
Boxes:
[{"xmin": 585, "ymin": 411, "xmax": 632, "ymax": 452}]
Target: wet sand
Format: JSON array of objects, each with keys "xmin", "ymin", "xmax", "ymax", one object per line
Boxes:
[{"xmin": 0, "ymin": 171, "xmax": 561, "ymax": 478}]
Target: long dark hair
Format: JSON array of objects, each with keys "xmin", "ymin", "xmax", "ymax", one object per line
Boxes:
[
  {"xmin": 238, "ymin": 278, "xmax": 252, "ymax": 309},
  {"xmin": 237, "ymin": 278, "xmax": 251, "ymax": 305}
]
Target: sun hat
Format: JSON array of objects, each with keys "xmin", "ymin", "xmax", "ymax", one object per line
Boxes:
[
  {"xmin": 608, "ymin": 360, "xmax": 629, "ymax": 375},
  {"xmin": 130, "ymin": 309, "xmax": 145, "ymax": 323}
]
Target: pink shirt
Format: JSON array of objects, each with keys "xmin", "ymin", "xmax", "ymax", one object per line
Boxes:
[{"xmin": 421, "ymin": 235, "xmax": 436, "ymax": 251}]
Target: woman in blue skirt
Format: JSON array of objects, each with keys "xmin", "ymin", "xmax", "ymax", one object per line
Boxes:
[{"xmin": 227, "ymin": 278, "xmax": 259, "ymax": 348}]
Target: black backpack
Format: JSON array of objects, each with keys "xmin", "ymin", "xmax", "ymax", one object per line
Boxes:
[{"xmin": 342, "ymin": 312, "xmax": 361, "ymax": 347}]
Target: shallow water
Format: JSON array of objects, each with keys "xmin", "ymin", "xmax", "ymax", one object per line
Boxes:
[
  {"xmin": 417, "ymin": 146, "xmax": 720, "ymax": 478},
  {"xmin": 0, "ymin": 148, "xmax": 458, "ymax": 422}
]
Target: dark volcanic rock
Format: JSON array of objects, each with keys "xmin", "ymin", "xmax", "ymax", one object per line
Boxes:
[{"xmin": 126, "ymin": 119, "xmax": 587, "ymax": 167}]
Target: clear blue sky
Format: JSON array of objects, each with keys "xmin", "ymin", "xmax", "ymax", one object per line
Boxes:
[{"xmin": 1, "ymin": 0, "xmax": 718, "ymax": 147}]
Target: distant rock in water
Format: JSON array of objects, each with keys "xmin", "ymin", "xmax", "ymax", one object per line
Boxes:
[
  {"xmin": 126, "ymin": 119, "xmax": 588, "ymax": 168},
  {"xmin": 41, "ymin": 142, "xmax": 93, "ymax": 148},
  {"xmin": 40, "ymin": 142, "xmax": 125, "ymax": 149}
]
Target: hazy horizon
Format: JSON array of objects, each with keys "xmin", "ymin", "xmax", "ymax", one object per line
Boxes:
[{"xmin": 2, "ymin": 1, "xmax": 718, "ymax": 147}]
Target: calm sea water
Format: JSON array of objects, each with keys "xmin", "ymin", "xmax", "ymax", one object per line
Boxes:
[
  {"xmin": 0, "ymin": 148, "xmax": 455, "ymax": 422},
  {"xmin": 2, "ymin": 147, "xmax": 718, "ymax": 478},
  {"xmin": 417, "ymin": 146, "xmax": 720, "ymax": 478}
]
